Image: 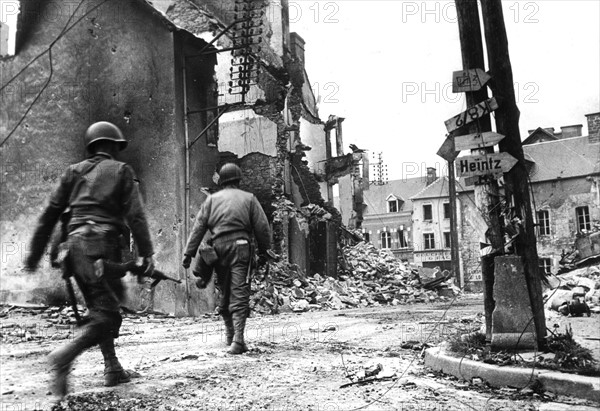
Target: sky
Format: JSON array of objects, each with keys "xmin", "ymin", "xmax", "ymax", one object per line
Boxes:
[{"xmin": 289, "ymin": 0, "xmax": 600, "ymax": 180}]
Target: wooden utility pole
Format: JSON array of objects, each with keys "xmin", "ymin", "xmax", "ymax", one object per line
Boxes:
[
  {"xmin": 480, "ymin": 0, "xmax": 546, "ymax": 346},
  {"xmin": 454, "ymin": 0, "xmax": 504, "ymax": 342}
]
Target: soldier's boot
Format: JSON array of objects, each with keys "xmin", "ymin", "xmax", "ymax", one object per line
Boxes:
[
  {"xmin": 99, "ymin": 338, "xmax": 131, "ymax": 387},
  {"xmin": 223, "ymin": 315, "xmax": 235, "ymax": 346},
  {"xmin": 47, "ymin": 333, "xmax": 97, "ymax": 398},
  {"xmin": 47, "ymin": 345, "xmax": 75, "ymax": 399},
  {"xmin": 227, "ymin": 311, "xmax": 248, "ymax": 354}
]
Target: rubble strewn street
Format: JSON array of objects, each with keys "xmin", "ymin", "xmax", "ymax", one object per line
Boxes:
[{"xmin": 2, "ymin": 295, "xmax": 599, "ymax": 411}]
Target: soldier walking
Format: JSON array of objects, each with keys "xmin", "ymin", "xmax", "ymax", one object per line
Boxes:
[
  {"xmin": 183, "ymin": 163, "xmax": 271, "ymax": 354},
  {"xmin": 24, "ymin": 121, "xmax": 155, "ymax": 398}
]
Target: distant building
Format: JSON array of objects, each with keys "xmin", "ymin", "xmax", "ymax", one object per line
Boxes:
[
  {"xmin": 410, "ymin": 176, "xmax": 456, "ymax": 272},
  {"xmin": 338, "ymin": 167, "xmax": 439, "ymax": 262}
]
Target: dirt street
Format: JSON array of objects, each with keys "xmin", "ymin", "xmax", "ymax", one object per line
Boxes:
[{"xmin": 0, "ymin": 295, "xmax": 598, "ymax": 411}]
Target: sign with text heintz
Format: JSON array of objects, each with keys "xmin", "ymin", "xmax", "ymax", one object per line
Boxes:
[{"xmin": 455, "ymin": 152, "xmax": 517, "ymax": 178}]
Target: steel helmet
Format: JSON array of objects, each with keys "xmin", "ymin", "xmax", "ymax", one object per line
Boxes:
[
  {"xmin": 84, "ymin": 121, "xmax": 128, "ymax": 150},
  {"xmin": 218, "ymin": 163, "xmax": 243, "ymax": 185}
]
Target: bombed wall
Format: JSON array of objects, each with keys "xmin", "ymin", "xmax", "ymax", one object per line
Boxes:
[
  {"xmin": 532, "ymin": 178, "xmax": 600, "ymax": 266},
  {"xmin": 239, "ymin": 152, "xmax": 279, "ymax": 219},
  {"xmin": 0, "ymin": 0, "xmax": 182, "ymax": 310}
]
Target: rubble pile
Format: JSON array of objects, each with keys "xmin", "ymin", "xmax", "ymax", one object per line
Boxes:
[
  {"xmin": 250, "ymin": 241, "xmax": 452, "ymax": 315},
  {"xmin": 545, "ymin": 264, "xmax": 600, "ymax": 316}
]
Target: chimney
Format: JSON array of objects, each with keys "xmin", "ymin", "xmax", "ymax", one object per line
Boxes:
[
  {"xmin": 585, "ymin": 112, "xmax": 600, "ymax": 144},
  {"xmin": 289, "ymin": 32, "xmax": 305, "ymax": 66},
  {"xmin": 559, "ymin": 124, "xmax": 583, "ymax": 139},
  {"xmin": 426, "ymin": 167, "xmax": 437, "ymax": 186}
]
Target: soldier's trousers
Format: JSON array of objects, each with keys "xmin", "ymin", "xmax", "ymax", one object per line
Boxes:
[
  {"xmin": 52, "ymin": 225, "xmax": 124, "ymax": 370},
  {"xmin": 214, "ymin": 238, "xmax": 252, "ymax": 316}
]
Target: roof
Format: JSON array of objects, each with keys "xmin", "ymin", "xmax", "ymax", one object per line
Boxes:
[
  {"xmin": 410, "ymin": 176, "xmax": 450, "ymax": 200},
  {"xmin": 524, "ymin": 135, "xmax": 600, "ymax": 182},
  {"xmin": 522, "ymin": 127, "xmax": 558, "ymax": 145},
  {"xmin": 363, "ymin": 176, "xmax": 429, "ymax": 215}
]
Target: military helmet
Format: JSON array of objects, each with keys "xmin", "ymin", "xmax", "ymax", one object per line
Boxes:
[
  {"xmin": 218, "ymin": 163, "xmax": 243, "ymax": 185},
  {"xmin": 84, "ymin": 121, "xmax": 128, "ymax": 150}
]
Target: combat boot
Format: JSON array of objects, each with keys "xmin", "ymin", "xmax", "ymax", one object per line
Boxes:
[
  {"xmin": 47, "ymin": 345, "xmax": 76, "ymax": 399},
  {"xmin": 99, "ymin": 338, "xmax": 131, "ymax": 387},
  {"xmin": 227, "ymin": 311, "xmax": 248, "ymax": 354},
  {"xmin": 223, "ymin": 315, "xmax": 234, "ymax": 346}
]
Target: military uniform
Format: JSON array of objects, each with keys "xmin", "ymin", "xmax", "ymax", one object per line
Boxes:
[
  {"xmin": 184, "ymin": 183, "xmax": 271, "ymax": 353},
  {"xmin": 26, "ymin": 133, "xmax": 154, "ymax": 395}
]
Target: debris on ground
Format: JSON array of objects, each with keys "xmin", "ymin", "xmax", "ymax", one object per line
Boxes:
[
  {"xmin": 339, "ymin": 360, "xmax": 399, "ymax": 388},
  {"xmin": 0, "ymin": 303, "xmax": 186, "ymax": 344},
  {"xmin": 250, "ymin": 241, "xmax": 460, "ymax": 314}
]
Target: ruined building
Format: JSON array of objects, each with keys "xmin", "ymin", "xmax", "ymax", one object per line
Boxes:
[{"xmin": 0, "ymin": 0, "xmax": 352, "ymax": 315}]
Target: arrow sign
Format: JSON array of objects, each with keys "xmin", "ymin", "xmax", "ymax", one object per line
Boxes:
[
  {"xmin": 444, "ymin": 97, "xmax": 499, "ymax": 133},
  {"xmin": 452, "ymin": 69, "xmax": 492, "ymax": 93},
  {"xmin": 455, "ymin": 152, "xmax": 518, "ymax": 178},
  {"xmin": 436, "ymin": 136, "xmax": 459, "ymax": 162},
  {"xmin": 454, "ymin": 131, "xmax": 505, "ymax": 151}
]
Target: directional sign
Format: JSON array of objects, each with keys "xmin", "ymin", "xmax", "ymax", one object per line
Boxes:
[
  {"xmin": 436, "ymin": 136, "xmax": 459, "ymax": 162},
  {"xmin": 455, "ymin": 152, "xmax": 518, "ymax": 178},
  {"xmin": 454, "ymin": 131, "xmax": 505, "ymax": 151},
  {"xmin": 444, "ymin": 97, "xmax": 499, "ymax": 133},
  {"xmin": 452, "ymin": 69, "xmax": 491, "ymax": 93}
]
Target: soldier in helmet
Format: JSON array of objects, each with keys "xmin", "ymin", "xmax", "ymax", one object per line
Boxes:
[
  {"xmin": 183, "ymin": 163, "xmax": 271, "ymax": 354},
  {"xmin": 24, "ymin": 121, "xmax": 155, "ymax": 398}
]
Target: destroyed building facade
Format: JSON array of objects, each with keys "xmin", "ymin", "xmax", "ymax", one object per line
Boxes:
[
  {"xmin": 0, "ymin": 0, "xmax": 351, "ymax": 315},
  {"xmin": 165, "ymin": 0, "xmax": 350, "ymax": 279}
]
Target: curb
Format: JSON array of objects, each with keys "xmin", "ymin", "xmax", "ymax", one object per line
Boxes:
[{"xmin": 424, "ymin": 347, "xmax": 600, "ymax": 403}]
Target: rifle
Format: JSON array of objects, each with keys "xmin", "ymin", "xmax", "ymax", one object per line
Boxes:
[{"xmin": 95, "ymin": 259, "xmax": 182, "ymax": 288}]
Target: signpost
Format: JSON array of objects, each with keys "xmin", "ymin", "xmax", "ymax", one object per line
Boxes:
[
  {"xmin": 444, "ymin": 97, "xmax": 499, "ymax": 132},
  {"xmin": 453, "ymin": 131, "xmax": 505, "ymax": 151},
  {"xmin": 455, "ymin": 152, "xmax": 517, "ymax": 178},
  {"xmin": 452, "ymin": 69, "xmax": 491, "ymax": 92}
]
